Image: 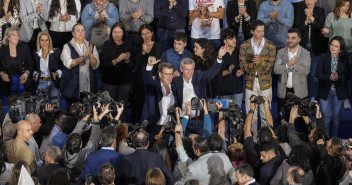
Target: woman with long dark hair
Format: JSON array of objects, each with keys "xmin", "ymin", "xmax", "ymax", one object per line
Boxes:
[
  {"xmin": 316, "ymin": 137, "xmax": 347, "ymax": 185},
  {"xmin": 48, "ymin": 0, "xmax": 80, "ymax": 50},
  {"xmin": 226, "ymin": 0, "xmax": 257, "ymax": 46},
  {"xmin": 192, "ymin": 38, "xmax": 220, "ymax": 98},
  {"xmin": 150, "ymin": 140, "xmax": 173, "ymax": 171},
  {"xmin": 100, "ymin": 22, "xmax": 133, "ymax": 104},
  {"xmin": 316, "ymin": 36, "xmax": 350, "ymax": 137},
  {"xmin": 131, "ymin": 24, "xmax": 161, "ymax": 124},
  {"xmin": 0, "ymin": 0, "xmax": 20, "ymax": 48},
  {"xmin": 322, "ymin": 0, "xmax": 352, "ymax": 109}
]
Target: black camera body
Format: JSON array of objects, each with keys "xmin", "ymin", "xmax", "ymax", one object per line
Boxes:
[
  {"xmin": 223, "ymin": 103, "xmax": 244, "ymax": 143},
  {"xmin": 207, "ymin": 99, "xmax": 218, "ymax": 112},
  {"xmin": 125, "ymin": 120, "xmax": 149, "ymax": 147},
  {"xmin": 285, "ymin": 92, "xmax": 317, "ymax": 116},
  {"xmin": 250, "ymin": 94, "xmax": 265, "ymax": 105},
  {"xmin": 191, "ymin": 97, "xmax": 203, "ymax": 110}
]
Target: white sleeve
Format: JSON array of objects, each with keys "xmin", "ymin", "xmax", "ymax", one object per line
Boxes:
[
  {"xmin": 61, "ymin": 44, "xmax": 73, "ymax": 69},
  {"xmin": 92, "ymin": 46, "xmax": 100, "ymax": 69}
]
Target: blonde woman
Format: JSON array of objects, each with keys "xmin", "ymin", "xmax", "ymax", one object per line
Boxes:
[
  {"xmin": 0, "ymin": 0, "xmax": 20, "ymax": 48},
  {"xmin": 0, "ymin": 27, "xmax": 33, "ymax": 97},
  {"xmin": 32, "ymin": 32, "xmax": 62, "ymax": 108}
]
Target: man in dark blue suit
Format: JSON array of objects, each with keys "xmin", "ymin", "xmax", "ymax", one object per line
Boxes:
[
  {"xmin": 116, "ymin": 130, "xmax": 175, "ymax": 185},
  {"xmin": 235, "ymin": 163, "xmax": 261, "ymax": 185},
  {"xmin": 141, "ymin": 60, "xmax": 176, "ymax": 126},
  {"xmin": 171, "ymin": 46, "xmax": 227, "ymax": 134},
  {"xmin": 80, "ymin": 126, "xmax": 123, "ymax": 185}
]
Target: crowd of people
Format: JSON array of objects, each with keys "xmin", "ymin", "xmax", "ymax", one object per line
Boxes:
[{"xmin": 0, "ymin": 0, "xmax": 352, "ymax": 184}]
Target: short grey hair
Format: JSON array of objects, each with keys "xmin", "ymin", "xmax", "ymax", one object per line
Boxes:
[
  {"xmin": 100, "ymin": 126, "xmax": 117, "ymax": 147},
  {"xmin": 180, "ymin": 58, "xmax": 195, "ymax": 68},
  {"xmin": 46, "ymin": 146, "xmax": 62, "ymax": 163}
]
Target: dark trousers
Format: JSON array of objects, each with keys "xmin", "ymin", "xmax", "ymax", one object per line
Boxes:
[
  {"xmin": 27, "ymin": 28, "xmax": 41, "ymax": 54},
  {"xmin": 278, "ymin": 88, "xmax": 295, "ymax": 122},
  {"xmin": 49, "ymin": 31, "xmax": 72, "ymax": 51}
]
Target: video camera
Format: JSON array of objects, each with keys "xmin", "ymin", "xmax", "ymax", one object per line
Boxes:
[
  {"xmin": 250, "ymin": 94, "xmax": 265, "ymax": 105},
  {"xmin": 125, "ymin": 120, "xmax": 149, "ymax": 148},
  {"xmin": 190, "ymin": 97, "xmax": 220, "ymax": 112},
  {"xmin": 8, "ymin": 89, "xmax": 60, "ymax": 123},
  {"xmin": 220, "ymin": 103, "xmax": 244, "ymax": 143},
  {"xmin": 71, "ymin": 91, "xmax": 124, "ymax": 119},
  {"xmin": 284, "ymin": 92, "xmax": 317, "ymax": 116}
]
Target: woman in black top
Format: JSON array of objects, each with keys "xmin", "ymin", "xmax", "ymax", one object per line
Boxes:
[
  {"xmin": 192, "ymin": 38, "xmax": 219, "ymax": 98},
  {"xmin": 226, "ymin": 0, "xmax": 257, "ymax": 47},
  {"xmin": 0, "ymin": 0, "xmax": 20, "ymax": 48},
  {"xmin": 316, "ymin": 137, "xmax": 347, "ymax": 185},
  {"xmin": 131, "ymin": 24, "xmax": 161, "ymax": 124},
  {"xmin": 0, "ymin": 27, "xmax": 33, "ymax": 97},
  {"xmin": 100, "ymin": 22, "xmax": 133, "ymax": 104},
  {"xmin": 294, "ymin": 0, "xmax": 328, "ymax": 100},
  {"xmin": 316, "ymin": 36, "xmax": 350, "ymax": 137}
]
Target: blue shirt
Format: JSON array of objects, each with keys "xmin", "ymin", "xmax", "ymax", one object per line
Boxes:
[
  {"xmin": 154, "ymin": 0, "xmax": 188, "ymax": 29},
  {"xmin": 257, "ymin": 0, "xmax": 294, "ymax": 48},
  {"xmin": 160, "ymin": 48, "xmax": 192, "ymax": 72},
  {"xmin": 51, "ymin": 131, "xmax": 68, "ymax": 150}
]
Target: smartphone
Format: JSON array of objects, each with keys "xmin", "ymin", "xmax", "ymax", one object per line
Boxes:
[{"xmin": 86, "ymin": 174, "xmax": 92, "ymax": 184}]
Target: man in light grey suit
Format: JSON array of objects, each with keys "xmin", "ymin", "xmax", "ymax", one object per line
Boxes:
[
  {"xmin": 175, "ymin": 136, "xmax": 236, "ymax": 185},
  {"xmin": 274, "ymin": 28, "xmax": 311, "ymax": 121}
]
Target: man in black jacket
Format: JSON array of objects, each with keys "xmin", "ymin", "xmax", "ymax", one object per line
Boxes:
[
  {"xmin": 33, "ymin": 146, "xmax": 63, "ymax": 185},
  {"xmin": 116, "ymin": 131, "xmax": 175, "ymax": 185}
]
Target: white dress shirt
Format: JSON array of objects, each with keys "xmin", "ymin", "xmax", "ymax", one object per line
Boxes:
[
  {"xmin": 157, "ymin": 82, "xmax": 175, "ymax": 125},
  {"xmin": 244, "ymin": 179, "xmax": 256, "ymax": 185},
  {"xmin": 286, "ymin": 47, "xmax": 298, "ymax": 88},
  {"xmin": 182, "ymin": 77, "xmax": 198, "ymax": 117}
]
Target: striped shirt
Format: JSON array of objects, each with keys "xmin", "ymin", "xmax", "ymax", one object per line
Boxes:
[{"xmin": 119, "ymin": 0, "xmax": 154, "ymax": 32}]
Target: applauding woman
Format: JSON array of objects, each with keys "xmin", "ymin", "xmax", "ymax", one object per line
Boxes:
[
  {"xmin": 131, "ymin": 24, "xmax": 161, "ymax": 124},
  {"xmin": 100, "ymin": 22, "xmax": 133, "ymax": 103},
  {"xmin": 60, "ymin": 23, "xmax": 100, "ymax": 107},
  {"xmin": 0, "ymin": 0, "xmax": 20, "ymax": 48},
  {"xmin": 81, "ymin": 0, "xmax": 118, "ymax": 51},
  {"xmin": 48, "ymin": 0, "xmax": 81, "ymax": 50},
  {"xmin": 0, "ymin": 27, "xmax": 33, "ymax": 97},
  {"xmin": 33, "ymin": 32, "xmax": 62, "ymax": 107},
  {"xmin": 316, "ymin": 36, "xmax": 350, "ymax": 137}
]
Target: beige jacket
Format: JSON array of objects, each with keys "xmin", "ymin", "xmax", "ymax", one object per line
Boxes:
[{"xmin": 6, "ymin": 138, "xmax": 36, "ymax": 174}]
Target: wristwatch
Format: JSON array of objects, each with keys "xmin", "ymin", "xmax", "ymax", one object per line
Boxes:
[
  {"xmin": 176, "ymin": 131, "xmax": 181, "ymax": 134},
  {"xmin": 248, "ymin": 109, "xmax": 255, "ymax": 114}
]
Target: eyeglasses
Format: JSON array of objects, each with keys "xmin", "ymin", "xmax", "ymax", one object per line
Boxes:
[{"xmin": 162, "ymin": 72, "xmax": 174, "ymax": 77}]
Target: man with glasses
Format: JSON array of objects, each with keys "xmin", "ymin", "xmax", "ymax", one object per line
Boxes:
[{"xmin": 141, "ymin": 59, "xmax": 176, "ymax": 127}]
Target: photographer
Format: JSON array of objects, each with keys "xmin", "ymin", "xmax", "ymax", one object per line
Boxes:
[
  {"xmin": 243, "ymin": 95, "xmax": 275, "ymax": 177},
  {"xmin": 181, "ymin": 100, "xmax": 211, "ymax": 137},
  {"xmin": 63, "ymin": 104, "xmax": 101, "ymax": 182},
  {"xmin": 174, "ymin": 107, "xmax": 195, "ymax": 181}
]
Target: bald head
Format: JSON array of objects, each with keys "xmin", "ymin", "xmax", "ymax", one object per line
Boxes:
[
  {"xmin": 25, "ymin": 113, "xmax": 41, "ymax": 133},
  {"xmin": 17, "ymin": 120, "xmax": 33, "ymax": 141}
]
